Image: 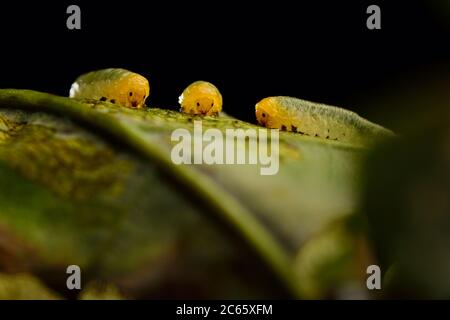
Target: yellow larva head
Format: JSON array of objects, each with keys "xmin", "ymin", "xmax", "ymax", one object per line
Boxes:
[
  {"xmin": 255, "ymin": 97, "xmax": 284, "ymax": 129},
  {"xmin": 70, "ymin": 68, "xmax": 150, "ymax": 109},
  {"xmin": 178, "ymin": 81, "xmax": 222, "ymax": 116},
  {"xmin": 116, "ymin": 72, "xmax": 150, "ymax": 109}
]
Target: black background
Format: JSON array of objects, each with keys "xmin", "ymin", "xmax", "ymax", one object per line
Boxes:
[{"xmin": 0, "ymin": 0, "xmax": 449, "ymax": 124}]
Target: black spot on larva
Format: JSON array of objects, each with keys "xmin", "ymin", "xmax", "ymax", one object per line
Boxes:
[
  {"xmin": 196, "ymin": 102, "xmax": 200, "ymax": 107},
  {"xmin": 262, "ymin": 113, "xmax": 266, "ymax": 118},
  {"xmin": 129, "ymin": 92, "xmax": 133, "ymax": 97},
  {"xmin": 211, "ymin": 102, "xmax": 214, "ymax": 107},
  {"xmin": 110, "ymin": 99, "xmax": 116, "ymax": 104},
  {"xmin": 326, "ymin": 136, "xmax": 330, "ymax": 139},
  {"xmin": 281, "ymin": 125, "xmax": 287, "ymax": 131},
  {"xmin": 299, "ymin": 130, "xmax": 305, "ymax": 135},
  {"xmin": 100, "ymin": 97, "xmax": 107, "ymax": 101},
  {"xmin": 291, "ymin": 125, "xmax": 297, "ymax": 132},
  {"xmin": 315, "ymin": 134, "xmax": 319, "ymax": 137}
]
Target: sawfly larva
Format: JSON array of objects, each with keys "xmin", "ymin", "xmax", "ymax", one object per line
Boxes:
[
  {"xmin": 255, "ymin": 96, "xmax": 394, "ymax": 146},
  {"xmin": 178, "ymin": 81, "xmax": 222, "ymax": 116},
  {"xmin": 69, "ymin": 68, "xmax": 150, "ymax": 109}
]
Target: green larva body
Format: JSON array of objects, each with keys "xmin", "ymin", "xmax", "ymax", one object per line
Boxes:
[
  {"xmin": 255, "ymin": 96, "xmax": 394, "ymax": 146},
  {"xmin": 69, "ymin": 68, "xmax": 150, "ymax": 109}
]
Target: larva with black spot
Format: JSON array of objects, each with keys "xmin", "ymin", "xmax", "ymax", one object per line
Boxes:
[
  {"xmin": 255, "ymin": 96, "xmax": 394, "ymax": 146},
  {"xmin": 178, "ymin": 81, "xmax": 222, "ymax": 116},
  {"xmin": 69, "ymin": 68, "xmax": 150, "ymax": 109}
]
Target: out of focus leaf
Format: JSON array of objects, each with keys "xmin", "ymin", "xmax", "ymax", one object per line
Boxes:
[
  {"xmin": 0, "ymin": 273, "xmax": 60, "ymax": 299},
  {"xmin": 363, "ymin": 112, "xmax": 450, "ymax": 298}
]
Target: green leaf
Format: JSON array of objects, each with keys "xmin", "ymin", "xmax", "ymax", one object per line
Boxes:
[{"xmin": 0, "ymin": 89, "xmax": 376, "ymax": 298}]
